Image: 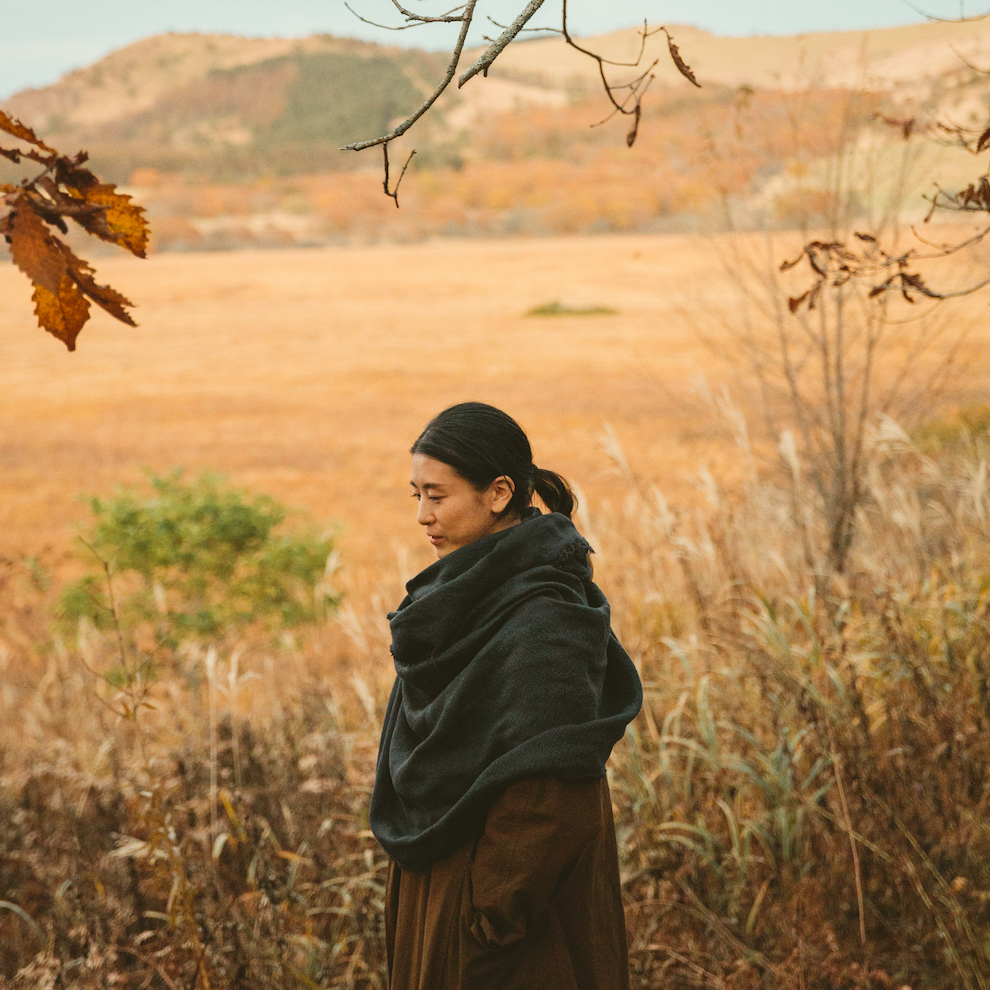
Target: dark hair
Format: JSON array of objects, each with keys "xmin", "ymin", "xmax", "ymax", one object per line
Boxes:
[{"xmin": 411, "ymin": 402, "xmax": 576, "ymax": 519}]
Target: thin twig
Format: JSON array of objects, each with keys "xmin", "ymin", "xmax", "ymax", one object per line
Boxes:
[
  {"xmin": 383, "ymin": 145, "xmax": 416, "ymax": 207},
  {"xmin": 901, "ymin": 0, "xmax": 990, "ymax": 22},
  {"xmin": 343, "ymin": 0, "xmax": 467, "ymax": 30},
  {"xmin": 342, "ymin": 0, "xmax": 478, "ymax": 152}
]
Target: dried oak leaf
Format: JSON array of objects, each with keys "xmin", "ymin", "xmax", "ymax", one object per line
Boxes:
[
  {"xmin": 977, "ymin": 124, "xmax": 990, "ymax": 154},
  {"xmin": 32, "ymin": 274, "xmax": 91, "ymax": 348},
  {"xmin": 55, "ymin": 160, "xmax": 149, "ymax": 257},
  {"xmin": 7, "ymin": 205, "xmax": 89, "ymax": 348},
  {"xmin": 5, "ymin": 202, "xmax": 136, "ymax": 350},
  {"xmin": 36, "ymin": 176, "xmax": 105, "ymax": 220},
  {"xmin": 6, "ymin": 204, "xmax": 67, "ymax": 295},
  {"xmin": 0, "ymin": 110, "xmax": 55, "ymax": 153},
  {"xmin": 65, "ymin": 250, "xmax": 137, "ymax": 326},
  {"xmin": 663, "ymin": 29, "xmax": 701, "ymax": 88}
]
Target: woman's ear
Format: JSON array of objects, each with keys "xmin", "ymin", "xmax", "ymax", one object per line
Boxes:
[{"xmin": 489, "ymin": 475, "xmax": 515, "ymax": 514}]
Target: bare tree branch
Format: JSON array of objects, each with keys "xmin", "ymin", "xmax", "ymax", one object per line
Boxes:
[
  {"xmin": 341, "ymin": 0, "xmax": 478, "ymax": 152},
  {"xmin": 458, "ymin": 0, "xmax": 546, "ymax": 86},
  {"xmin": 343, "ymin": 0, "xmax": 702, "ymax": 190}
]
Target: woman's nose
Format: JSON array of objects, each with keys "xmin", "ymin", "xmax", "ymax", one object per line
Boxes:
[{"xmin": 416, "ymin": 500, "xmax": 433, "ymax": 525}]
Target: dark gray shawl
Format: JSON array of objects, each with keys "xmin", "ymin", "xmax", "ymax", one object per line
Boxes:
[{"xmin": 371, "ymin": 509, "xmax": 643, "ymax": 871}]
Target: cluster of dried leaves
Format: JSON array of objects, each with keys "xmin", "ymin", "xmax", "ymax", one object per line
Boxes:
[
  {"xmin": 785, "ymin": 112, "xmax": 990, "ymax": 312},
  {"xmin": 1, "ymin": 111, "xmax": 148, "ymax": 350},
  {"xmin": 781, "ymin": 234, "xmax": 951, "ymax": 312}
]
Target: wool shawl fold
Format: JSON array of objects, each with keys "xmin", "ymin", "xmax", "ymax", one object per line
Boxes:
[{"xmin": 371, "ymin": 509, "xmax": 643, "ymax": 872}]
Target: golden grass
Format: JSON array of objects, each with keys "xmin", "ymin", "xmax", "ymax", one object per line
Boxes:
[
  {"xmin": 0, "ymin": 234, "xmax": 766, "ymax": 578},
  {"xmin": 4, "ymin": 231, "xmax": 990, "ymax": 987},
  {"xmin": 3, "ymin": 231, "xmax": 989, "ymax": 596}
]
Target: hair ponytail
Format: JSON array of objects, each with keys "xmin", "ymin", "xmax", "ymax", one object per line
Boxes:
[
  {"xmin": 533, "ymin": 467, "xmax": 576, "ymax": 519},
  {"xmin": 412, "ymin": 402, "xmax": 577, "ymax": 519}
]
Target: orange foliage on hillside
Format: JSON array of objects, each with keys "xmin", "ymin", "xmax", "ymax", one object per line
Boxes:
[{"xmin": 131, "ymin": 86, "xmax": 875, "ymax": 251}]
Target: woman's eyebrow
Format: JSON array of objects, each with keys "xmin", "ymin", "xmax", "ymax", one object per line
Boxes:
[{"xmin": 410, "ymin": 481, "xmax": 445, "ymax": 492}]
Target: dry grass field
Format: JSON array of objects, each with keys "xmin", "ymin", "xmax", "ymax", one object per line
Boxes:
[
  {"xmin": 0, "ymin": 233, "xmax": 774, "ymax": 584},
  {"xmin": 5, "ymin": 232, "xmax": 990, "ymax": 988},
  {"xmin": 3, "ymin": 231, "xmax": 988, "ymax": 581}
]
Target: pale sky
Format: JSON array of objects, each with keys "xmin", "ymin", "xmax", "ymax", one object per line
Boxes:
[{"xmin": 1, "ymin": 0, "xmax": 985, "ymax": 98}]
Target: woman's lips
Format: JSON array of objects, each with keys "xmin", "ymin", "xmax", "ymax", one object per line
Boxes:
[{"xmin": 428, "ymin": 534, "xmax": 443, "ymax": 545}]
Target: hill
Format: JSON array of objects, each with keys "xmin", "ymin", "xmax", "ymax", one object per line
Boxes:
[
  {"xmin": 3, "ymin": 35, "xmax": 452, "ymax": 181},
  {"xmin": 2, "ymin": 22, "xmax": 989, "ymax": 249},
  {"xmin": 489, "ymin": 18, "xmax": 990, "ymax": 97}
]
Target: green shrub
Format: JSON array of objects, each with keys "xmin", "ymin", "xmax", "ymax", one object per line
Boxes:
[{"xmin": 60, "ymin": 471, "xmax": 338, "ymax": 639}]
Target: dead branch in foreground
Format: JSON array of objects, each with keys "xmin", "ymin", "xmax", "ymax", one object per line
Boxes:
[
  {"xmin": 786, "ymin": 104, "xmax": 990, "ymax": 311},
  {"xmin": 342, "ymin": 0, "xmax": 700, "ymax": 195}
]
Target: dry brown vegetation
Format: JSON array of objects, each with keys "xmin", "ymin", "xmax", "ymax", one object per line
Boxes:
[{"xmin": 3, "ymin": 231, "xmax": 990, "ymax": 986}]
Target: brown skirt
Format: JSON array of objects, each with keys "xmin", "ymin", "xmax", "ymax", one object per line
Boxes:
[{"xmin": 384, "ymin": 775, "xmax": 630, "ymax": 990}]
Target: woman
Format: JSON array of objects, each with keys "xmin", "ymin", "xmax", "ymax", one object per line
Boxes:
[{"xmin": 371, "ymin": 402, "xmax": 642, "ymax": 990}]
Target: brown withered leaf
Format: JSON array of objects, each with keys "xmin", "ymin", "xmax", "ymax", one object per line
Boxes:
[
  {"xmin": 779, "ymin": 254, "xmax": 803, "ymax": 273},
  {"xmin": 63, "ymin": 247, "xmax": 137, "ymax": 326},
  {"xmin": 663, "ymin": 29, "xmax": 701, "ymax": 88},
  {"xmin": 854, "ymin": 232, "xmax": 877, "ymax": 243},
  {"xmin": 5, "ymin": 120, "xmax": 145, "ymax": 348},
  {"xmin": 7, "ymin": 204, "xmax": 67, "ymax": 296},
  {"xmin": 32, "ymin": 275, "xmax": 91, "ymax": 350},
  {"xmin": 626, "ymin": 103, "xmax": 642, "ymax": 148},
  {"xmin": 24, "ymin": 177, "xmax": 105, "ymax": 235},
  {"xmin": 0, "ymin": 110, "xmax": 55, "ymax": 154},
  {"xmin": 23, "ymin": 190, "xmax": 70, "ymax": 234},
  {"xmin": 7, "ymin": 198, "xmax": 137, "ymax": 348},
  {"xmin": 806, "ymin": 245, "xmax": 831, "ymax": 278},
  {"xmin": 35, "ymin": 177, "xmax": 104, "ymax": 220},
  {"xmin": 788, "ymin": 290, "xmax": 810, "ymax": 313},
  {"xmin": 73, "ymin": 183, "xmax": 149, "ymax": 256},
  {"xmin": 900, "ymin": 271, "xmax": 939, "ymax": 299},
  {"xmin": 55, "ymin": 161, "xmax": 149, "ymax": 257},
  {"xmin": 976, "ymin": 125, "xmax": 990, "ymax": 154}
]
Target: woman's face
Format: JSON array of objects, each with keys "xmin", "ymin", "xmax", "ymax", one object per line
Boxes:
[{"xmin": 410, "ymin": 453, "xmax": 518, "ymax": 558}]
